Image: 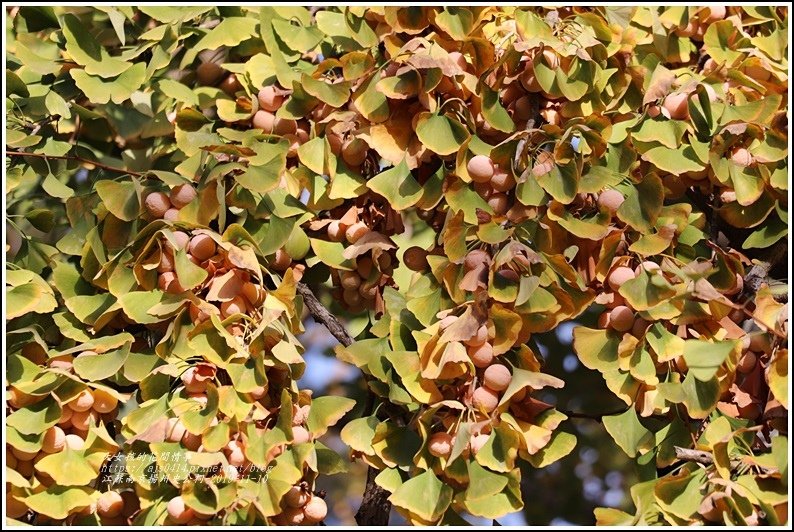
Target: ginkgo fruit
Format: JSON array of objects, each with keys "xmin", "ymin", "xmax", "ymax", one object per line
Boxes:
[
  {"xmin": 730, "ymin": 147, "xmax": 753, "ymax": 167},
  {"xmin": 609, "ymin": 306, "xmax": 635, "ymax": 332},
  {"xmin": 749, "ymin": 334, "xmax": 771, "ymax": 354},
  {"xmin": 702, "ymin": 5, "xmax": 726, "ymax": 22},
  {"xmin": 359, "ymin": 282, "xmax": 378, "ymax": 300},
  {"xmin": 69, "ymin": 389, "xmax": 94, "ymax": 413},
  {"xmin": 327, "ymin": 220, "xmax": 347, "ymax": 242},
  {"xmin": 258, "ymin": 86, "xmax": 284, "ymax": 112},
  {"xmin": 342, "ymin": 138, "xmax": 369, "ymax": 167},
  {"xmin": 292, "ymin": 426, "xmax": 311, "ymax": 444},
  {"xmin": 225, "ymin": 440, "xmax": 246, "ymax": 467},
  {"xmin": 169, "ymin": 184, "xmax": 197, "ymax": 209},
  {"xmin": 343, "ymin": 288, "xmax": 362, "ymax": 307},
  {"xmin": 16, "ymin": 459, "xmax": 34, "ymax": 478},
  {"xmin": 292, "ymin": 405, "xmax": 311, "ymax": 425},
  {"xmin": 221, "ymin": 296, "xmax": 246, "ymax": 318},
  {"xmin": 6, "ymin": 494, "xmax": 28, "ymax": 519},
  {"xmin": 469, "ymin": 432, "xmax": 490, "ymax": 455},
  {"xmin": 165, "ymin": 418, "xmax": 187, "ymax": 443},
  {"xmin": 466, "ymin": 324, "xmax": 489, "ymax": 347},
  {"xmin": 341, "ymin": 271, "xmax": 361, "ymax": 290},
  {"xmin": 635, "ymin": 261, "xmax": 661, "ymax": 275},
  {"xmin": 188, "ymin": 234, "xmax": 216, "ymax": 262},
  {"xmin": 483, "ymin": 364, "xmax": 512, "ymax": 392},
  {"xmin": 97, "ymin": 491, "xmax": 124, "ymax": 518},
  {"xmin": 91, "ymin": 390, "xmax": 118, "ymax": 413},
  {"xmin": 281, "ymin": 506, "xmax": 305, "ymax": 525},
  {"xmin": 284, "ymin": 486, "xmax": 309, "ymax": 508},
  {"xmin": 345, "ymin": 222, "xmax": 370, "ymax": 244},
  {"xmin": 663, "ymin": 92, "xmax": 690, "ymax": 120},
  {"xmin": 171, "ymin": 231, "xmax": 190, "ymax": 250},
  {"xmin": 164, "ymin": 203, "xmax": 180, "ymax": 219},
  {"xmin": 157, "ymin": 249, "xmax": 174, "ymax": 273},
  {"xmin": 403, "ymin": 246, "xmax": 429, "ymax": 271},
  {"xmin": 219, "ymin": 73, "xmax": 243, "ymax": 96},
  {"xmin": 428, "ymin": 432, "xmax": 454, "ymax": 457},
  {"xmin": 631, "ymin": 317, "xmax": 650, "ymax": 338},
  {"xmin": 8, "ymin": 387, "xmax": 36, "ymax": 409},
  {"xmin": 302, "ymin": 496, "xmax": 328, "ymax": 524},
  {"xmin": 64, "ymin": 434, "xmax": 85, "ymax": 450},
  {"xmin": 597, "ymin": 189, "xmax": 624, "ymax": 213},
  {"xmin": 468, "ymin": 342, "xmax": 494, "ymax": 368},
  {"xmin": 196, "ymin": 61, "xmax": 224, "ymax": 86},
  {"xmin": 272, "ymin": 248, "xmax": 292, "ymax": 271},
  {"xmin": 737, "ymin": 351, "xmax": 757, "ymax": 374},
  {"xmin": 607, "ymin": 266, "xmax": 636, "ymax": 292},
  {"xmin": 467, "ymin": 155, "xmax": 495, "ymax": 183},
  {"xmin": 487, "ymin": 193, "xmax": 510, "ymax": 215},
  {"xmin": 58, "ymin": 405, "xmax": 73, "ymax": 424},
  {"xmin": 42, "ymin": 426, "xmax": 66, "ymax": 454},
  {"xmin": 490, "ymin": 170, "xmax": 515, "ymax": 192},
  {"xmin": 167, "ymin": 496, "xmax": 194, "ymax": 524},
  {"xmin": 252, "ymin": 110, "xmax": 276, "ymax": 131},
  {"xmin": 181, "ymin": 367, "xmax": 208, "ymax": 394},
  {"xmin": 144, "ymin": 192, "xmax": 170, "ymax": 218},
  {"xmin": 10, "ymin": 446, "xmax": 37, "ymax": 462},
  {"xmin": 21, "ymin": 343, "xmax": 47, "ymax": 365},
  {"xmin": 471, "ymin": 386, "xmax": 499, "ymax": 412}
]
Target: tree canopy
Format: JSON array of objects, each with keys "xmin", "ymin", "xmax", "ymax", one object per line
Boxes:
[{"xmin": 5, "ymin": 5, "xmax": 789, "ymax": 527}]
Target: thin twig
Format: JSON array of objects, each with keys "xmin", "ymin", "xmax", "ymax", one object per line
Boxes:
[
  {"xmin": 5, "ymin": 150, "xmax": 144, "ymax": 177},
  {"xmin": 559, "ymin": 407, "xmax": 627, "ymax": 421}
]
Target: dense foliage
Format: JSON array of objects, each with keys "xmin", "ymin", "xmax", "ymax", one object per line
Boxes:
[{"xmin": 4, "ymin": 5, "xmax": 789, "ymax": 526}]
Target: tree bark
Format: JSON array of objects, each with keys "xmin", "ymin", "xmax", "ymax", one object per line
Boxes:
[{"xmin": 354, "ymin": 465, "xmax": 391, "ymax": 526}]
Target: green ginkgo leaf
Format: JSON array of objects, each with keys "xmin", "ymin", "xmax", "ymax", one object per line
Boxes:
[
  {"xmin": 389, "ymin": 470, "xmax": 453, "ymax": 522},
  {"xmin": 414, "ymin": 113, "xmax": 471, "ymax": 156},
  {"xmin": 22, "ymin": 486, "xmax": 95, "ymax": 520},
  {"xmin": 367, "ymin": 159, "xmax": 423, "ymax": 211},
  {"xmin": 602, "ymin": 408, "xmax": 654, "ymax": 458},
  {"xmin": 35, "ymin": 447, "xmax": 98, "ymax": 486},
  {"xmin": 71, "ymin": 63, "xmax": 147, "ymax": 105}
]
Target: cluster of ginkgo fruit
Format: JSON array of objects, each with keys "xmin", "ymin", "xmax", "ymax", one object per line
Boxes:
[
  {"xmin": 271, "ymin": 484, "xmax": 328, "ymax": 526},
  {"xmin": 315, "ymin": 200, "xmax": 401, "ymax": 314},
  {"xmin": 144, "ymin": 184, "xmax": 197, "ymax": 222},
  {"xmin": 596, "ymin": 253, "xmax": 773, "ymax": 420},
  {"xmin": 161, "ymin": 364, "xmax": 327, "ymax": 525},
  {"xmin": 136, "ymin": 224, "xmax": 273, "ymax": 332},
  {"xmin": 6, "ymin": 343, "xmax": 121, "ymax": 520}
]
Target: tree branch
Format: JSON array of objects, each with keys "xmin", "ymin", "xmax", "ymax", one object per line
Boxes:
[
  {"xmin": 296, "ymin": 282, "xmax": 354, "ymax": 347},
  {"xmin": 296, "ymin": 282, "xmax": 391, "ymax": 525},
  {"xmin": 741, "ymin": 239, "xmax": 788, "ymax": 302},
  {"xmin": 674, "ymin": 446, "xmax": 776, "ymax": 474},
  {"xmin": 5, "ymin": 150, "xmax": 144, "ymax": 177},
  {"xmin": 674, "ymin": 446, "xmax": 718, "ymax": 467}
]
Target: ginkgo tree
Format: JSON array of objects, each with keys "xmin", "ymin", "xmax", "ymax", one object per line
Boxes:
[{"xmin": 4, "ymin": 5, "xmax": 789, "ymax": 527}]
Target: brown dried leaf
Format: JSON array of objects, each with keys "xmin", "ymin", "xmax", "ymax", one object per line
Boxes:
[{"xmin": 342, "ymin": 231, "xmax": 395, "ymax": 260}]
